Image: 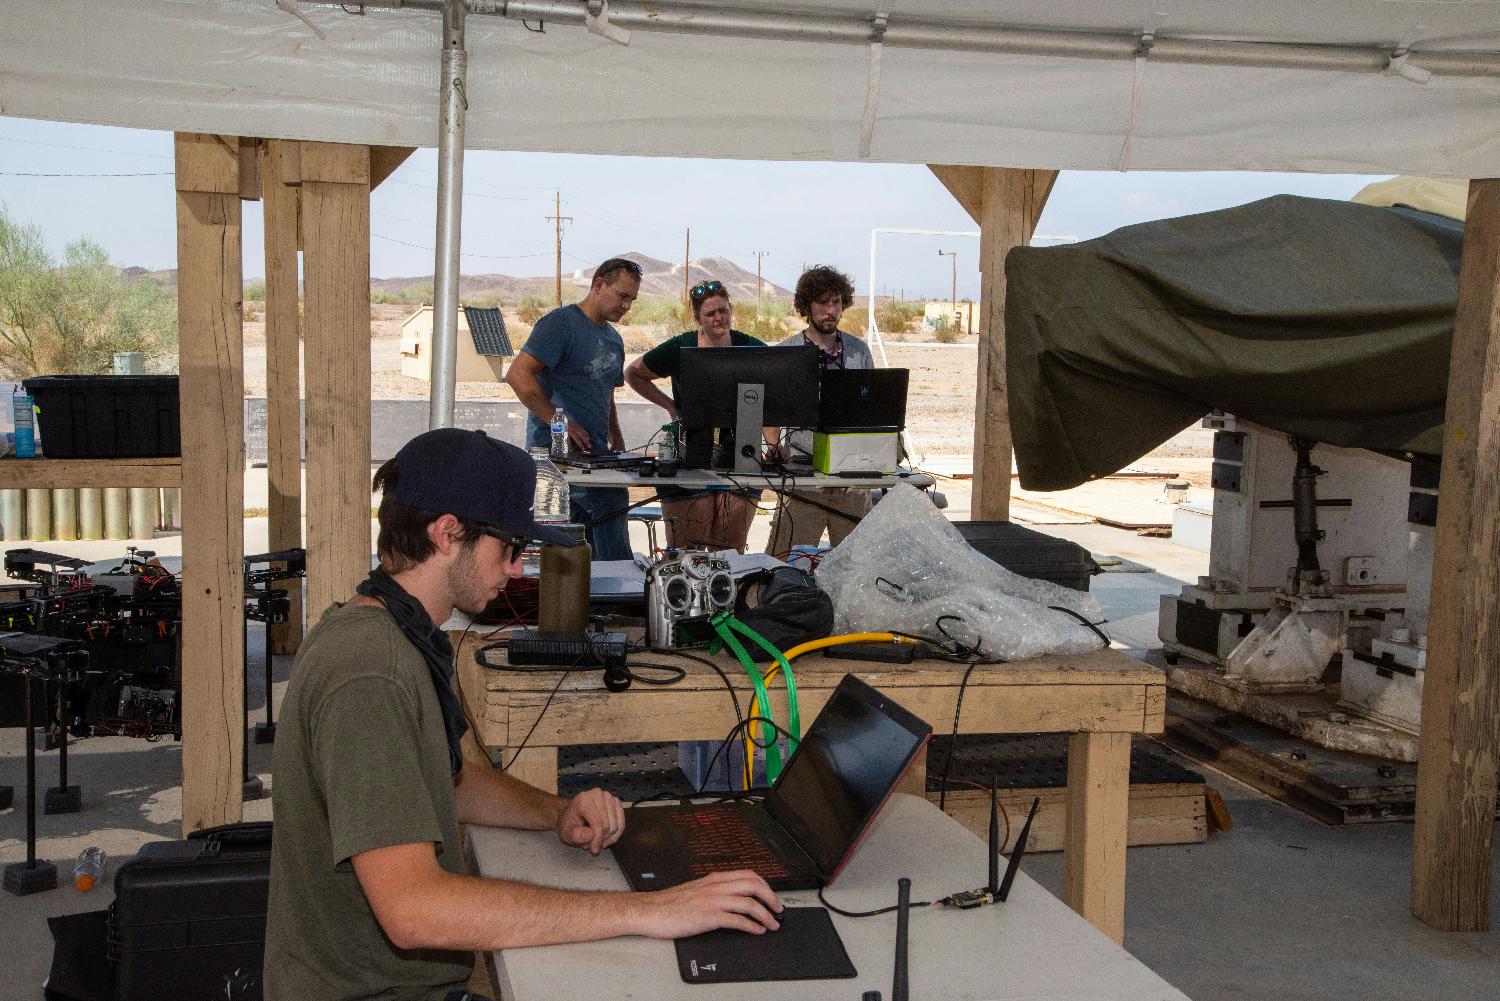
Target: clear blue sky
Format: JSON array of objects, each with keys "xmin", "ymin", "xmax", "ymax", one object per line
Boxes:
[{"xmin": 0, "ymin": 116, "xmax": 1386, "ymax": 301}]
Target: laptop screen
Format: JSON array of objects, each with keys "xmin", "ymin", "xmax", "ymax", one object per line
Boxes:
[
  {"xmin": 817, "ymin": 368, "xmax": 909, "ymax": 432},
  {"xmin": 765, "ymin": 675, "xmax": 931, "ymax": 879}
]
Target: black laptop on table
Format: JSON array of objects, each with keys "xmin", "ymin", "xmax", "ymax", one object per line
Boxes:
[
  {"xmin": 817, "ymin": 368, "xmax": 909, "ymax": 433},
  {"xmin": 611, "ymin": 673, "xmax": 932, "ymax": 892}
]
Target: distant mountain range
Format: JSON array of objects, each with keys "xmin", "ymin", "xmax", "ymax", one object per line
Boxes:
[
  {"xmin": 127, "ymin": 252, "xmax": 793, "ymax": 304},
  {"xmin": 369, "ymin": 252, "xmax": 790, "ymax": 303}
]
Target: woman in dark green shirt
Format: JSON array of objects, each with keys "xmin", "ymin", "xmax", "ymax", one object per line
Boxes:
[{"xmin": 624, "ymin": 279, "xmax": 766, "ymax": 551}]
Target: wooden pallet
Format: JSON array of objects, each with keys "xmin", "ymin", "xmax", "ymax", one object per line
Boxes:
[{"xmin": 929, "ymin": 781, "xmax": 1208, "ymax": 853}]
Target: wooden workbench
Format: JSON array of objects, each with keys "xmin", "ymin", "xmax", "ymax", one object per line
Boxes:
[{"xmin": 453, "ymin": 633, "xmax": 1164, "ymax": 943}]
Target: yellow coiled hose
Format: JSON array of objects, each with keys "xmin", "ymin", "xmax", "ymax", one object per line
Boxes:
[{"xmin": 742, "ymin": 632, "xmax": 918, "ymax": 785}]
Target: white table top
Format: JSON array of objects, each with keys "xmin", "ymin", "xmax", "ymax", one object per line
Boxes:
[
  {"xmin": 561, "ymin": 465, "xmax": 935, "ymax": 491},
  {"xmin": 468, "ymin": 794, "xmax": 1190, "ymax": 1001}
]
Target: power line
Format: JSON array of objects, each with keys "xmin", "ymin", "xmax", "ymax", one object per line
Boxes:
[
  {"xmin": 372, "ymin": 232, "xmax": 554, "ymax": 261},
  {"xmin": 0, "ymin": 135, "xmax": 171, "ymax": 159},
  {"xmin": 389, "ymin": 178, "xmax": 544, "ymax": 203},
  {"xmin": 0, "ymin": 170, "xmax": 171, "ymax": 177},
  {"xmin": 371, "ymin": 208, "xmax": 552, "ymax": 248}
]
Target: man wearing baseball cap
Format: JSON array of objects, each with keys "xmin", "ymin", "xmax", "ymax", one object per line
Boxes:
[{"xmin": 265, "ymin": 429, "xmax": 781, "ymax": 1001}]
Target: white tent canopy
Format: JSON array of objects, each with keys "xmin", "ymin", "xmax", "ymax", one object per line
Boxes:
[{"xmin": 9, "ymin": 0, "xmax": 1500, "ymax": 176}]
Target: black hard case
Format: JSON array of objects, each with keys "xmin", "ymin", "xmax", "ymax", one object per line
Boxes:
[
  {"xmin": 108, "ymin": 822, "xmax": 271, "ymax": 1001},
  {"xmin": 951, "ymin": 520, "xmax": 1100, "ymax": 591}
]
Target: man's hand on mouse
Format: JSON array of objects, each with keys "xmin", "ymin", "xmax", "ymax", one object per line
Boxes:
[
  {"xmin": 633, "ymin": 869, "xmax": 784, "ymax": 939},
  {"xmin": 556, "ymin": 788, "xmax": 626, "ymax": 855}
]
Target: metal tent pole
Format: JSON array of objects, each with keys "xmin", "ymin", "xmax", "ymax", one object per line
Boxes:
[{"xmin": 428, "ymin": 0, "xmax": 468, "ymax": 431}]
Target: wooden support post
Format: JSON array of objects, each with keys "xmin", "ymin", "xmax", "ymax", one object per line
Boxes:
[
  {"xmin": 1064, "ymin": 730, "xmax": 1131, "ymax": 943},
  {"xmin": 1411, "ymin": 176, "xmax": 1500, "ymax": 932},
  {"xmin": 301, "ymin": 143, "xmax": 372, "ymax": 621},
  {"xmin": 969, "ymin": 167, "xmax": 1056, "ymax": 521},
  {"xmin": 262, "ymin": 140, "xmax": 305, "ymax": 656},
  {"xmin": 174, "ymin": 132, "xmax": 245, "ymax": 834}
]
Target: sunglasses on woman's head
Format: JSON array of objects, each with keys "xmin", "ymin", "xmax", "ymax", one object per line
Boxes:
[{"xmin": 689, "ymin": 280, "xmax": 725, "ymax": 302}]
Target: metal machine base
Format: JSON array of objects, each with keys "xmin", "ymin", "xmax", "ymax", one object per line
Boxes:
[
  {"xmin": 1339, "ymin": 634, "xmax": 1426, "ymax": 734},
  {"xmin": 3, "ymin": 859, "xmax": 57, "ymax": 896},
  {"xmin": 43, "ymin": 784, "xmax": 81, "ymax": 815}
]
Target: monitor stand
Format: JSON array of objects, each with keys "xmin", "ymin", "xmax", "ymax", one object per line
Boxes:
[{"xmin": 731, "ymin": 381, "xmax": 765, "ymax": 475}]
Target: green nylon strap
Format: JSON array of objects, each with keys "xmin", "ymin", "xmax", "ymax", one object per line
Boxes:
[
  {"xmin": 720, "ymin": 616, "xmax": 802, "ymax": 748},
  {"xmin": 710, "ymin": 613, "xmax": 781, "ymax": 781}
]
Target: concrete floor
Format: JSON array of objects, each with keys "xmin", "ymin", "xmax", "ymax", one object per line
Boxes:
[{"xmin": 3, "ymin": 508, "xmax": 1498, "ymax": 1000}]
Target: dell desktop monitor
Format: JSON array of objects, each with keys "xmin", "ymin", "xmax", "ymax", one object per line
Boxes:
[{"xmin": 678, "ymin": 345, "xmax": 820, "ymax": 473}]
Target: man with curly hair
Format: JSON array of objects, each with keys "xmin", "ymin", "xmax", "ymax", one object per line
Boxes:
[{"xmin": 767, "ymin": 265, "xmax": 877, "ymax": 556}]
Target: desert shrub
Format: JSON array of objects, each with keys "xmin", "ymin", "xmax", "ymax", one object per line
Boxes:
[
  {"xmin": 371, "ymin": 283, "xmax": 433, "ymax": 306},
  {"xmin": 874, "ymin": 299, "xmax": 922, "ymax": 334},
  {"xmin": 0, "ymin": 207, "xmax": 178, "ymax": 377},
  {"xmin": 243, "ymin": 280, "xmax": 266, "ymax": 301},
  {"xmin": 517, "ymin": 303, "xmax": 544, "ymax": 325}
]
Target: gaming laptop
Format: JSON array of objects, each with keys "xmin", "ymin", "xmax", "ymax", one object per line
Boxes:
[{"xmin": 611, "ymin": 673, "xmax": 932, "ymax": 891}]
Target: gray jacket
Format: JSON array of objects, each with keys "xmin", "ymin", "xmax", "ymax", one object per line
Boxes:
[{"xmin": 776, "ymin": 329, "xmax": 875, "ymax": 370}]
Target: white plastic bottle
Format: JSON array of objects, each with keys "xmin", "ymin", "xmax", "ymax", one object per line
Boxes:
[
  {"xmin": 530, "ymin": 446, "xmax": 570, "ymax": 524},
  {"xmin": 73, "ymin": 846, "xmax": 105, "ymax": 892},
  {"xmin": 550, "ymin": 407, "xmax": 569, "ymax": 460}
]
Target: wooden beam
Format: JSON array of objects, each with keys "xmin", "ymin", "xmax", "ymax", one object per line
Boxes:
[
  {"xmin": 370, "ymin": 145, "xmax": 416, "ymax": 190},
  {"xmin": 928, "ymin": 165, "xmax": 1058, "ymax": 230},
  {"xmin": 1064, "ymin": 730, "xmax": 1131, "ymax": 943},
  {"xmin": 0, "ymin": 458, "xmax": 180, "ymax": 489},
  {"xmin": 1411, "ymin": 176, "xmax": 1500, "ymax": 932},
  {"xmin": 972, "ymin": 168, "xmax": 1057, "ymax": 521},
  {"xmin": 302, "ymin": 143, "xmax": 372, "ymax": 622},
  {"xmin": 262, "ymin": 140, "xmax": 305, "ymax": 656},
  {"xmin": 928, "ymin": 164, "xmax": 983, "ymax": 224},
  {"xmin": 237, "ymin": 138, "xmax": 262, "ymax": 201},
  {"xmin": 174, "ymin": 132, "xmax": 245, "ymax": 834}
]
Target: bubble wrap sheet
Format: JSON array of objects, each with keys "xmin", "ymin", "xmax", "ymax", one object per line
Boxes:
[{"xmin": 816, "ymin": 485, "xmax": 1106, "ymax": 660}]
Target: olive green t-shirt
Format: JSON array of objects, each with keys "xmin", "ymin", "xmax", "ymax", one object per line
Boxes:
[
  {"xmin": 638, "ymin": 329, "xmax": 766, "ymax": 410},
  {"xmin": 264, "ymin": 604, "xmax": 470, "ymax": 1001}
]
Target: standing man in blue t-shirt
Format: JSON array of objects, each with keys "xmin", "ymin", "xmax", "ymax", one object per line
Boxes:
[{"xmin": 506, "ymin": 257, "xmax": 640, "ymax": 560}]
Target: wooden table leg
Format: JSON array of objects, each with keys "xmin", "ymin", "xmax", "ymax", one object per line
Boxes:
[
  {"xmin": 503, "ymin": 747, "xmax": 560, "ymax": 794},
  {"xmin": 1064, "ymin": 731, "xmax": 1131, "ymax": 944}
]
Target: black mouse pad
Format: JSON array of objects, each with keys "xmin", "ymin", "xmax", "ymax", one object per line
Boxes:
[{"xmin": 674, "ymin": 906, "xmax": 857, "ymax": 984}]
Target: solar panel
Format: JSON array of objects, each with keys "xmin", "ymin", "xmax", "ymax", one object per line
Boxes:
[{"xmin": 462, "ymin": 306, "xmax": 513, "ymax": 357}]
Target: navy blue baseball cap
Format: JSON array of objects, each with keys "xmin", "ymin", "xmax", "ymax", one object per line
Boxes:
[{"xmin": 385, "ymin": 428, "xmax": 578, "ymax": 547}]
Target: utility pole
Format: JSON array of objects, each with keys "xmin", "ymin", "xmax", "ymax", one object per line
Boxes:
[
  {"xmin": 546, "ymin": 191, "xmax": 572, "ymax": 308},
  {"xmin": 752, "ymin": 251, "xmax": 769, "ymax": 314},
  {"xmin": 683, "ymin": 228, "xmax": 692, "ymax": 312},
  {"xmin": 937, "ymin": 250, "xmax": 958, "ymax": 327}
]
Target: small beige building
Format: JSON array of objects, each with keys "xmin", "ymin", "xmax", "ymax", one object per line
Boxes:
[
  {"xmin": 923, "ymin": 300, "xmax": 975, "ymax": 334},
  {"xmin": 399, "ymin": 304, "xmax": 517, "ymax": 382}
]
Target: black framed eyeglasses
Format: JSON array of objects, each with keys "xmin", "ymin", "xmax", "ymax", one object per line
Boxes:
[
  {"xmin": 479, "ymin": 526, "xmax": 532, "ymax": 560},
  {"xmin": 689, "ymin": 280, "xmax": 725, "ymax": 302}
]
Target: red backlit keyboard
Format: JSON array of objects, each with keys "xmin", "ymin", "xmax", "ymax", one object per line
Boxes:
[{"xmin": 671, "ymin": 809, "xmax": 789, "ymax": 880}]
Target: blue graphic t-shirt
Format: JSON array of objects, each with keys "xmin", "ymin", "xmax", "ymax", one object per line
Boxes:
[{"xmin": 519, "ymin": 304, "xmax": 626, "ymax": 452}]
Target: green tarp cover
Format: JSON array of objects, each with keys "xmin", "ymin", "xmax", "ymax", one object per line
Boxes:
[{"xmin": 1006, "ymin": 195, "xmax": 1457, "ymax": 491}]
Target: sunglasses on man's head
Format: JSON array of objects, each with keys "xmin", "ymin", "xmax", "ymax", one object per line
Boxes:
[
  {"xmin": 479, "ymin": 526, "xmax": 532, "ymax": 560},
  {"xmin": 597, "ymin": 258, "xmax": 643, "ymax": 280},
  {"xmin": 690, "ymin": 280, "xmax": 725, "ymax": 302}
]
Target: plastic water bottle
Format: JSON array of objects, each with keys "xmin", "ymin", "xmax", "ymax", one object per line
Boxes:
[
  {"xmin": 73, "ymin": 846, "xmax": 105, "ymax": 892},
  {"xmin": 658, "ymin": 421, "xmax": 679, "ymax": 462},
  {"xmin": 550, "ymin": 407, "xmax": 569, "ymax": 460},
  {"xmin": 529, "ymin": 447, "xmax": 570, "ymax": 524}
]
